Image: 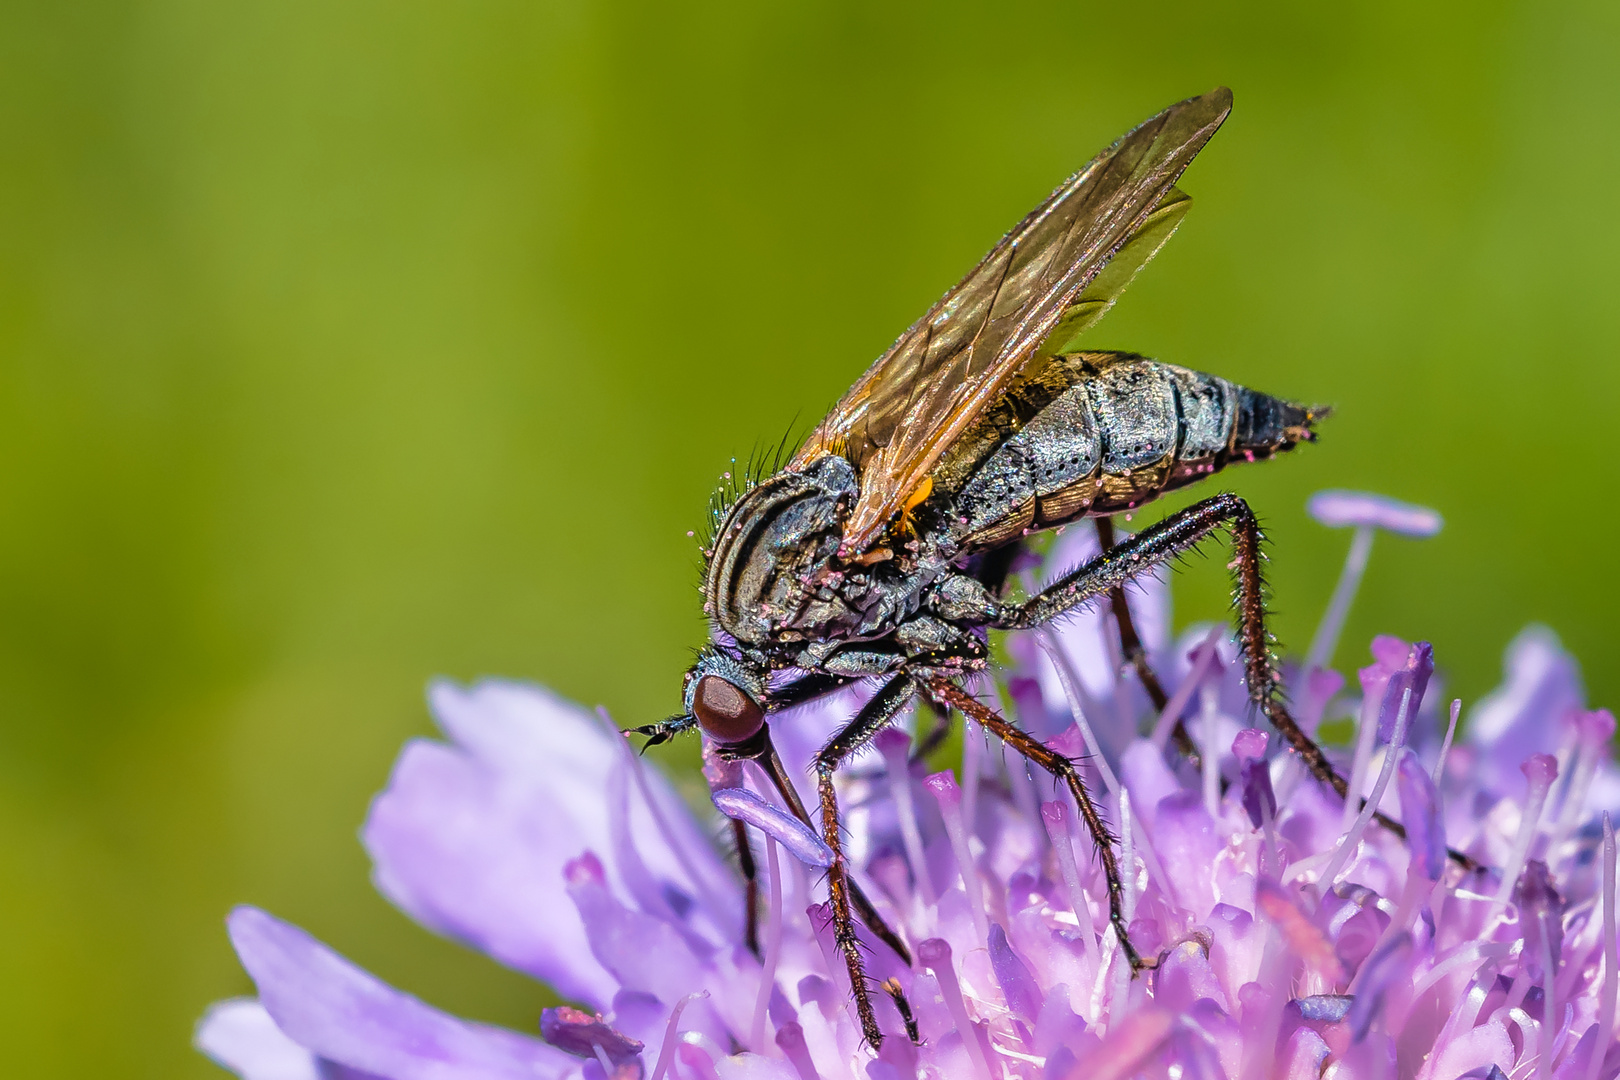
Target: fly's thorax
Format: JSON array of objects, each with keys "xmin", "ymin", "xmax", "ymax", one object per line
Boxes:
[{"xmin": 704, "ymin": 453, "xmax": 861, "ymax": 647}]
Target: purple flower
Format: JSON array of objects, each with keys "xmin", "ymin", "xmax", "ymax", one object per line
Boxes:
[{"xmin": 198, "ymin": 498, "xmax": 1620, "ymax": 1080}]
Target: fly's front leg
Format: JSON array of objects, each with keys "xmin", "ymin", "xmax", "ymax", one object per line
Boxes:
[
  {"xmin": 731, "ymin": 818, "xmax": 760, "ymax": 958},
  {"xmin": 928, "ymin": 679, "xmax": 1147, "ymax": 972},
  {"xmin": 814, "ymin": 674, "xmax": 917, "ymax": 1049}
]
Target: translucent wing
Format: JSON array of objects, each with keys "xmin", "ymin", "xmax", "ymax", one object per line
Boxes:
[{"xmin": 791, "ymin": 88, "xmax": 1232, "ymax": 555}]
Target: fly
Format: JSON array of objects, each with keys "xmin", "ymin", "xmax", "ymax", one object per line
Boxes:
[{"xmin": 637, "ymin": 87, "xmax": 1436, "ymax": 1048}]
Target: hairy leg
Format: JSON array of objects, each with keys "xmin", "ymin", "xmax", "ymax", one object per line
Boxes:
[
  {"xmin": 1004, "ymin": 492, "xmax": 1476, "ymax": 869},
  {"xmin": 811, "ymin": 675, "xmax": 918, "ymax": 1048},
  {"xmin": 712, "ymin": 727, "xmax": 914, "ymax": 968},
  {"xmin": 928, "ymin": 679, "xmax": 1146, "ymax": 972},
  {"xmin": 731, "ymin": 818, "xmax": 760, "ymax": 958},
  {"xmin": 1094, "ymin": 515, "xmax": 1198, "ymax": 759}
]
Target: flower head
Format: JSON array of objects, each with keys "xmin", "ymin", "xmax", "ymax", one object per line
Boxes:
[{"xmin": 199, "ymin": 509, "xmax": 1620, "ymax": 1080}]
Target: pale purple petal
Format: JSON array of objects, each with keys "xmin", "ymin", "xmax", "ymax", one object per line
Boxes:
[
  {"xmin": 988, "ymin": 924, "xmax": 1043, "ymax": 1021},
  {"xmin": 362, "ymin": 738, "xmax": 616, "ymax": 1006},
  {"xmin": 1466, "ymin": 627, "xmax": 1585, "ymax": 794},
  {"xmin": 1058, "ymin": 1007, "xmax": 1172, "ymax": 1080},
  {"xmin": 1155, "ymin": 941, "xmax": 1230, "ymax": 1013},
  {"xmin": 1346, "ymin": 933, "xmax": 1414, "ymax": 1043},
  {"xmin": 227, "ymin": 906, "xmax": 574, "ymax": 1080},
  {"xmin": 711, "ymin": 788, "xmax": 834, "ymax": 868},
  {"xmin": 1233, "ymin": 730, "xmax": 1276, "ymax": 829},
  {"xmin": 195, "ymin": 999, "xmax": 321, "ymax": 1080},
  {"xmin": 563, "ymin": 854, "xmax": 714, "ymax": 1012},
  {"xmin": 432, "ymin": 680, "xmax": 734, "ymax": 912},
  {"xmin": 1152, "ymin": 792, "xmax": 1221, "ymax": 916},
  {"xmin": 1515, "ymin": 859, "xmax": 1565, "ymax": 977},
  {"xmin": 1306, "ymin": 490, "xmax": 1442, "ymax": 537},
  {"xmin": 363, "ymin": 679, "xmax": 740, "ymax": 1008},
  {"xmin": 1119, "ymin": 739, "xmax": 1180, "ymax": 826}
]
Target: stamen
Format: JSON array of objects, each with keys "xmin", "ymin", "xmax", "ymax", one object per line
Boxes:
[
  {"xmin": 962, "ymin": 713, "xmax": 983, "ymax": 851},
  {"xmin": 877, "ymin": 729, "xmax": 936, "ymax": 908},
  {"xmin": 711, "ymin": 787, "xmax": 834, "ymax": 868},
  {"xmin": 918, "ymin": 938, "xmax": 993, "ymax": 1080},
  {"xmin": 1320, "ymin": 685, "xmax": 1413, "ymax": 888},
  {"xmin": 1493, "ymin": 754, "xmax": 1558, "ymax": 906},
  {"xmin": 1581, "ymin": 813, "xmax": 1617, "ymax": 1080},
  {"xmin": 925, "ymin": 771, "xmax": 989, "ymax": 942},
  {"xmin": 1120, "ymin": 788, "xmax": 1137, "ymax": 925},
  {"xmin": 1113, "ymin": 789, "xmax": 1136, "ymax": 1011},
  {"xmin": 1432, "ymin": 698, "xmax": 1461, "ymax": 785},
  {"xmin": 1549, "ymin": 711, "xmax": 1616, "ymax": 866},
  {"xmin": 1148, "ymin": 625, "xmax": 1222, "ymax": 749},
  {"xmin": 1041, "ymin": 801, "xmax": 1098, "ymax": 959},
  {"xmin": 1038, "ymin": 631, "xmax": 1120, "ymax": 795},
  {"xmin": 648, "ymin": 990, "xmax": 708, "ymax": 1080},
  {"xmin": 1303, "ymin": 523, "xmax": 1375, "ymax": 686},
  {"xmin": 1198, "ymin": 682, "xmax": 1220, "ymax": 819},
  {"xmin": 1540, "ymin": 918, "xmax": 1558, "ymax": 1080},
  {"xmin": 750, "ymin": 836, "xmax": 785, "ymax": 1053},
  {"xmin": 1340, "ymin": 664, "xmax": 1389, "ymax": 833}
]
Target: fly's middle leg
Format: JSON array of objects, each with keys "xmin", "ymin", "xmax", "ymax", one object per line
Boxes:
[
  {"xmin": 715, "ymin": 726, "xmax": 915, "ymax": 968},
  {"xmin": 928, "ymin": 677, "xmax": 1148, "ymax": 973}
]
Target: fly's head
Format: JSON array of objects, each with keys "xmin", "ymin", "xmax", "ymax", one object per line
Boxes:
[
  {"xmin": 684, "ymin": 647, "xmax": 768, "ymax": 747},
  {"xmin": 703, "ymin": 454, "xmax": 868, "ymax": 648}
]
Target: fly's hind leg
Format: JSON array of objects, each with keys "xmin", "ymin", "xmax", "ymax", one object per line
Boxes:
[
  {"xmin": 1001, "ymin": 492, "xmax": 1468, "ymax": 866},
  {"xmin": 908, "ymin": 692, "xmax": 953, "ymax": 765},
  {"xmin": 927, "ymin": 679, "xmax": 1146, "ymax": 972},
  {"xmin": 1093, "ymin": 515, "xmax": 1198, "ymax": 760}
]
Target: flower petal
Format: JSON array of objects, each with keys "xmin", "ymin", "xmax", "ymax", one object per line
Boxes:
[
  {"xmin": 227, "ymin": 906, "xmax": 574, "ymax": 1080},
  {"xmin": 1306, "ymin": 490, "xmax": 1442, "ymax": 537},
  {"xmin": 363, "ymin": 679, "xmax": 740, "ymax": 1008},
  {"xmin": 195, "ymin": 998, "xmax": 321, "ymax": 1080},
  {"xmin": 363, "ymin": 738, "xmax": 617, "ymax": 1005},
  {"xmin": 1466, "ymin": 627, "xmax": 1585, "ymax": 795},
  {"xmin": 1396, "ymin": 748, "xmax": 1445, "ymax": 880}
]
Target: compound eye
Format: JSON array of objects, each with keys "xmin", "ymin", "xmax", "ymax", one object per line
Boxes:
[{"xmin": 691, "ymin": 675, "xmax": 764, "ymax": 744}]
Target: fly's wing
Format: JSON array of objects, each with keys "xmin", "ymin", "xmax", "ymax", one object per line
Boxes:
[
  {"xmin": 790, "ymin": 87, "xmax": 1231, "ymax": 555},
  {"xmin": 1037, "ymin": 185, "xmax": 1190, "ymax": 357}
]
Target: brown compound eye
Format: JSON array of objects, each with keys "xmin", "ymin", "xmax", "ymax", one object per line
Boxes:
[{"xmin": 691, "ymin": 675, "xmax": 765, "ymax": 745}]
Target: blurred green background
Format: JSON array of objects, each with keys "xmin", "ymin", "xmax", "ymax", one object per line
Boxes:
[{"xmin": 2, "ymin": 0, "xmax": 1617, "ymax": 1075}]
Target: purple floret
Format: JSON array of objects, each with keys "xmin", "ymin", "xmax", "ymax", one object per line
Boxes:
[{"xmin": 198, "ymin": 494, "xmax": 1620, "ymax": 1080}]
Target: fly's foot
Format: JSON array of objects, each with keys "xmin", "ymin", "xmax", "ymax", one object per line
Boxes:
[{"xmin": 631, "ymin": 714, "xmax": 696, "ymax": 751}]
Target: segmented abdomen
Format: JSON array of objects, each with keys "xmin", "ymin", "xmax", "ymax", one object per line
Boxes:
[{"xmin": 937, "ymin": 352, "xmax": 1317, "ymax": 550}]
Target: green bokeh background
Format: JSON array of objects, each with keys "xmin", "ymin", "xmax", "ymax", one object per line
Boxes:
[{"xmin": 3, "ymin": 1, "xmax": 1618, "ymax": 1075}]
